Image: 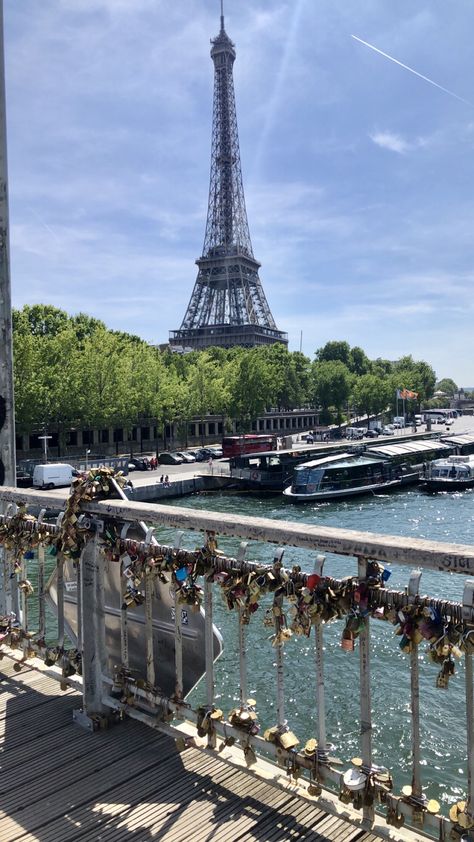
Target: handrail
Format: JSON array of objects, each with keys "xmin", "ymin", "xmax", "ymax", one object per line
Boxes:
[{"xmin": 1, "ymin": 480, "xmax": 474, "ymax": 841}]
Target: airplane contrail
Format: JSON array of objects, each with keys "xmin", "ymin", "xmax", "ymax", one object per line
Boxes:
[{"xmin": 351, "ymin": 34, "xmax": 472, "ymax": 107}]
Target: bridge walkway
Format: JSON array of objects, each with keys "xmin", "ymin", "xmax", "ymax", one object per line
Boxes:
[{"xmin": 0, "ymin": 658, "xmax": 383, "ymax": 842}]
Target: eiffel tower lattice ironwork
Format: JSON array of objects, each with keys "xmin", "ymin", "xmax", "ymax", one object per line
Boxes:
[{"xmin": 169, "ymin": 6, "xmax": 287, "ymax": 351}]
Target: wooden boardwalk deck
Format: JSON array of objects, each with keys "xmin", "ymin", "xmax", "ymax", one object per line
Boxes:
[{"xmin": 0, "ymin": 658, "xmax": 387, "ymax": 842}]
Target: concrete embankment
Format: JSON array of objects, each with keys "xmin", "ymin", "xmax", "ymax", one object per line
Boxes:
[{"xmin": 124, "ymin": 473, "xmax": 233, "ymax": 503}]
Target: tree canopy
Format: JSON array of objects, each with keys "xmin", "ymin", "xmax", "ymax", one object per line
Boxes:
[{"xmin": 12, "ymin": 305, "xmax": 447, "ymax": 441}]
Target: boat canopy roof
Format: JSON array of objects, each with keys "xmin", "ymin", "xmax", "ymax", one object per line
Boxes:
[
  {"xmin": 441, "ymin": 433, "xmax": 474, "ymax": 447},
  {"xmin": 367, "ymin": 440, "xmax": 451, "ymax": 458},
  {"xmin": 294, "ymin": 453, "xmax": 386, "ymax": 471}
]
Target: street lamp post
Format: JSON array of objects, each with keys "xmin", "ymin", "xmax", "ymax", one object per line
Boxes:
[
  {"xmin": 38, "ymin": 435, "xmax": 52, "ymax": 463},
  {"xmin": 85, "ymin": 449, "xmax": 91, "ymax": 471}
]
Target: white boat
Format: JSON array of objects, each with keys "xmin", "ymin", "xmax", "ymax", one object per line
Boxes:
[
  {"xmin": 421, "ymin": 454, "xmax": 474, "ymax": 493},
  {"xmin": 283, "ymin": 452, "xmax": 418, "ymax": 503}
]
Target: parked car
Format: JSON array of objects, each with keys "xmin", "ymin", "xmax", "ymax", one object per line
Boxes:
[
  {"xmin": 128, "ymin": 457, "xmax": 150, "ymax": 471},
  {"xmin": 381, "ymin": 426, "xmax": 395, "ymax": 435},
  {"xmin": 158, "ymin": 452, "xmax": 183, "ymax": 465},
  {"xmin": 206, "ymin": 446, "xmax": 223, "ymax": 458},
  {"xmin": 365, "ymin": 429, "xmax": 379, "ymax": 438},
  {"xmin": 175, "ymin": 451, "xmax": 196, "ymax": 463},
  {"xmin": 16, "ymin": 470, "xmax": 33, "ymax": 488},
  {"xmin": 193, "ymin": 448, "xmax": 219, "ymax": 462}
]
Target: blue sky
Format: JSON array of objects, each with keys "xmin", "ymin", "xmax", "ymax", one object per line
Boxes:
[{"xmin": 5, "ymin": 0, "xmax": 474, "ymax": 385}]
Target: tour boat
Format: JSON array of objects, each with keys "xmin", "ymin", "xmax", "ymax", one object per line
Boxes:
[
  {"xmin": 421, "ymin": 454, "xmax": 474, "ymax": 493},
  {"xmin": 282, "ymin": 452, "xmax": 418, "ymax": 503}
]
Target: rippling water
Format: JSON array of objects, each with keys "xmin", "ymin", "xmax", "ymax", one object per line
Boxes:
[{"xmin": 160, "ymin": 486, "xmax": 474, "ymax": 807}]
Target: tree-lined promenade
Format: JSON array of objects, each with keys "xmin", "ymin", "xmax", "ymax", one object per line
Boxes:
[{"xmin": 13, "ymin": 304, "xmax": 458, "ymax": 449}]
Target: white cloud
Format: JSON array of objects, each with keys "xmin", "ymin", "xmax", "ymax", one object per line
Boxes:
[{"xmin": 369, "ymin": 131, "xmax": 412, "ymax": 153}]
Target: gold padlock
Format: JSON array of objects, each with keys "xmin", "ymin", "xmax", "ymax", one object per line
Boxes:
[{"xmin": 278, "ymin": 730, "xmax": 300, "ymax": 750}]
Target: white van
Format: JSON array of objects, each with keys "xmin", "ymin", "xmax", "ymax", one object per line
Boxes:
[
  {"xmin": 33, "ymin": 463, "xmax": 77, "ymax": 489},
  {"xmin": 346, "ymin": 427, "xmax": 364, "ymax": 440}
]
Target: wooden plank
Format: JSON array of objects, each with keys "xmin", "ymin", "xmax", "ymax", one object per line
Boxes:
[
  {"xmin": 0, "ymin": 669, "xmax": 390, "ymax": 842},
  {"xmin": 73, "ymin": 751, "xmax": 241, "ymax": 842},
  {"xmin": 0, "ymin": 719, "xmax": 156, "ymax": 806},
  {"xmin": 0, "ymin": 729, "xmax": 166, "ymax": 842},
  {"xmin": 0, "ymin": 680, "xmax": 75, "ymax": 720},
  {"xmin": 0, "ymin": 695, "xmax": 78, "ymax": 746},
  {"xmin": 14, "ymin": 748, "xmax": 220, "ymax": 842},
  {"xmin": 164, "ymin": 776, "xmax": 286, "ymax": 842}
]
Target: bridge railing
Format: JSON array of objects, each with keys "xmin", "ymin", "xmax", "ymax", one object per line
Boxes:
[{"xmin": 1, "ymin": 480, "xmax": 474, "ymax": 842}]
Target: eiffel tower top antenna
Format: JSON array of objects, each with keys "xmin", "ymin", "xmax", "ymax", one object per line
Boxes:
[{"xmin": 220, "ymin": 0, "xmax": 224, "ymax": 31}]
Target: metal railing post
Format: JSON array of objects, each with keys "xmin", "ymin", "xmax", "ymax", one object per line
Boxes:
[
  {"xmin": 358, "ymin": 556, "xmax": 373, "ymax": 822},
  {"xmin": 144, "ymin": 527, "xmax": 156, "ymax": 688},
  {"xmin": 37, "ymin": 510, "xmax": 47, "ymax": 641},
  {"xmin": 237, "ymin": 542, "xmax": 248, "ymax": 706},
  {"xmin": 463, "ymin": 582, "xmax": 474, "ymax": 832},
  {"xmin": 313, "ymin": 554, "xmax": 327, "ymax": 754},
  {"xmin": 204, "ymin": 575, "xmax": 214, "ymax": 707},
  {"xmin": 74, "ymin": 532, "xmax": 107, "ymax": 729},
  {"xmin": 274, "ymin": 548, "xmax": 285, "ymax": 729},
  {"xmin": 409, "ymin": 570, "xmax": 423, "ymax": 799},
  {"xmin": 173, "ymin": 532, "xmax": 184, "ymax": 703}
]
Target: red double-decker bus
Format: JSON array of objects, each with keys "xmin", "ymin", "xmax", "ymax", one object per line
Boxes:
[{"xmin": 222, "ymin": 434, "xmax": 278, "ymax": 458}]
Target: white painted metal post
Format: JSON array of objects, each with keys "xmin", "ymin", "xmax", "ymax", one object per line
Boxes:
[
  {"xmin": 144, "ymin": 568, "xmax": 155, "ymax": 687},
  {"xmin": 313, "ymin": 554, "xmax": 327, "ymax": 753},
  {"xmin": 174, "ymin": 588, "xmax": 183, "ymax": 701},
  {"xmin": 465, "ymin": 651, "xmax": 474, "ymax": 819},
  {"xmin": 358, "ymin": 556, "xmax": 373, "ymax": 822},
  {"xmin": 76, "ymin": 534, "xmax": 106, "ymax": 724},
  {"xmin": 237, "ymin": 541, "xmax": 248, "ymax": 706},
  {"xmin": 75, "ymin": 561, "xmax": 82, "ymax": 651},
  {"xmin": 56, "ymin": 553, "xmax": 64, "ymax": 649},
  {"xmin": 409, "ymin": 570, "xmax": 423, "ymax": 799},
  {"xmin": 238, "ymin": 606, "xmax": 248, "ymax": 706},
  {"xmin": 37, "ymin": 544, "xmax": 46, "ymax": 640},
  {"xmin": 19, "ymin": 556, "xmax": 28, "ymax": 647},
  {"xmin": 463, "ymin": 583, "xmax": 474, "ymax": 826},
  {"xmin": 0, "ymin": 548, "xmax": 6, "ymax": 616},
  {"xmin": 120, "ymin": 559, "xmax": 129, "ymax": 669},
  {"xmin": 274, "ymin": 548, "xmax": 286, "ymax": 729},
  {"xmin": 204, "ymin": 575, "xmax": 214, "ymax": 707},
  {"xmin": 173, "ymin": 532, "xmax": 184, "ymax": 702}
]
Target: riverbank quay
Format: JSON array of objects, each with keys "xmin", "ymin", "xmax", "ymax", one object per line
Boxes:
[
  {"xmin": 2, "ymin": 483, "xmax": 474, "ymax": 841},
  {"xmin": 127, "ymin": 470, "xmax": 234, "ymax": 502}
]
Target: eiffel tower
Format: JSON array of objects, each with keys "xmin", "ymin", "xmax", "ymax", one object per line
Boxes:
[{"xmin": 169, "ymin": 4, "xmax": 287, "ymax": 351}]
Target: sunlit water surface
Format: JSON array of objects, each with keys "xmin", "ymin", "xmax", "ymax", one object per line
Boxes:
[{"xmin": 157, "ymin": 486, "xmax": 474, "ymax": 806}]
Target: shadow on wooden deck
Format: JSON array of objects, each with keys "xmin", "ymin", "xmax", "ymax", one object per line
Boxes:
[{"xmin": 0, "ymin": 658, "xmax": 378, "ymax": 842}]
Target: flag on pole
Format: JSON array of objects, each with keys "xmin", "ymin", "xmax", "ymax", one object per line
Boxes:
[{"xmin": 398, "ymin": 388, "xmax": 418, "ymax": 399}]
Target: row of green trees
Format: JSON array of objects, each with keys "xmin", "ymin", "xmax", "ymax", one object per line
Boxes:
[{"xmin": 13, "ymin": 304, "xmax": 453, "ymax": 445}]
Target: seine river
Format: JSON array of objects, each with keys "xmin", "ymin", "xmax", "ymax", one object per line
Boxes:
[{"xmin": 161, "ymin": 485, "xmax": 474, "ymax": 808}]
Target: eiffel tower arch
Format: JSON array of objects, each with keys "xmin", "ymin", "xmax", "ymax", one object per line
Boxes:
[{"xmin": 170, "ymin": 6, "xmax": 287, "ymax": 351}]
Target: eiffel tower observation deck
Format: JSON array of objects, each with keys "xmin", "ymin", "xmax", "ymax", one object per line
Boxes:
[{"xmin": 169, "ymin": 4, "xmax": 287, "ymax": 351}]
